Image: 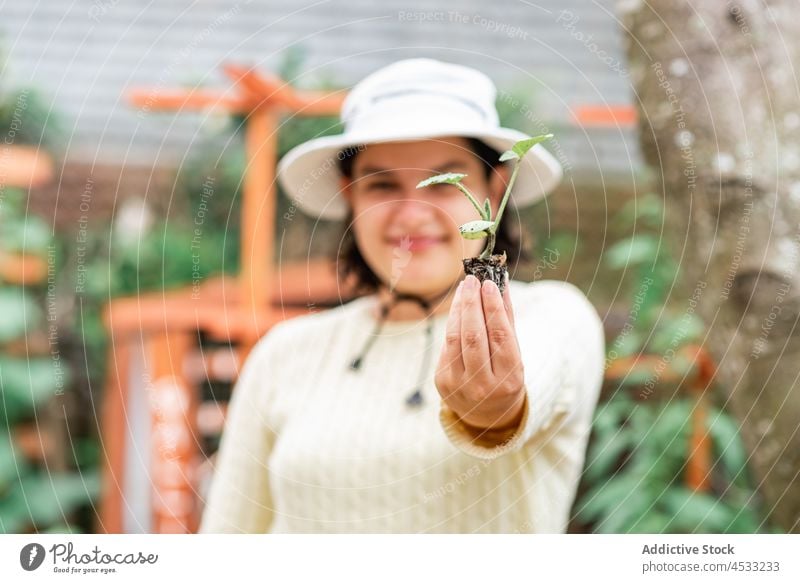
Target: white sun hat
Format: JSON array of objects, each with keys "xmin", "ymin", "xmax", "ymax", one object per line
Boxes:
[{"xmin": 276, "ymin": 58, "xmax": 563, "ymax": 221}]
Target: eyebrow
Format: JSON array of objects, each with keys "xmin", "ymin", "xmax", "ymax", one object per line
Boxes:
[{"xmin": 355, "ymin": 160, "xmax": 471, "ymax": 178}]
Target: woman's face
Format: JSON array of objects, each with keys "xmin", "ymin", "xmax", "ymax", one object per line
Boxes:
[{"xmin": 340, "ymin": 137, "xmax": 508, "ymax": 297}]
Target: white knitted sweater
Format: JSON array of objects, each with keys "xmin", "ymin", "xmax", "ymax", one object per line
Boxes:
[{"xmin": 198, "ymin": 279, "xmax": 604, "ymax": 533}]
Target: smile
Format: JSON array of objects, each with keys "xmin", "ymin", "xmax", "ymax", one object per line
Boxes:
[{"xmin": 386, "ymin": 236, "xmax": 447, "ymax": 251}]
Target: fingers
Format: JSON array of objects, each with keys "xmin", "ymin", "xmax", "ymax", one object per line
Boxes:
[
  {"xmin": 460, "ymin": 275, "xmax": 491, "ymax": 378},
  {"xmin": 501, "ymin": 276, "xmax": 522, "ymax": 358},
  {"xmin": 481, "ymin": 279, "xmax": 520, "ymax": 375},
  {"xmin": 501, "ymin": 273, "xmax": 516, "ymax": 333},
  {"xmin": 437, "ymin": 279, "xmax": 465, "ymax": 384}
]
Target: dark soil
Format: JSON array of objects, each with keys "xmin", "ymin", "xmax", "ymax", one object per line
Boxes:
[{"xmin": 463, "ymin": 251, "xmax": 508, "ymax": 294}]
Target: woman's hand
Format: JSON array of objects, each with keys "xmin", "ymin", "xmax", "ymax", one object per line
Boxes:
[{"xmin": 434, "ymin": 274, "xmax": 526, "ymax": 431}]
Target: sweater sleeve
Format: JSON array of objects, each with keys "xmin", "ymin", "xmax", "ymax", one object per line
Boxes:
[
  {"xmin": 197, "ymin": 331, "xmax": 280, "ymax": 533},
  {"xmin": 439, "ymin": 281, "xmax": 605, "ymax": 460}
]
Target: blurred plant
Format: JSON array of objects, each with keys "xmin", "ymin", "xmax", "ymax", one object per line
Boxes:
[
  {"xmin": 72, "ymin": 213, "xmax": 234, "ymax": 390},
  {"xmin": 603, "ymin": 192, "xmax": 704, "ymax": 358},
  {"xmin": 572, "ymin": 193, "xmax": 769, "ymax": 533},
  {"xmin": 0, "ymin": 189, "xmax": 99, "ymax": 534},
  {"xmin": 577, "ymin": 395, "xmax": 765, "ymax": 533},
  {"xmin": 0, "ymin": 87, "xmax": 64, "ymax": 151},
  {"xmin": 79, "ymin": 217, "xmax": 234, "ymax": 297}
]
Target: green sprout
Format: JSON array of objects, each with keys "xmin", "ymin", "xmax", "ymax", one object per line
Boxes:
[{"xmin": 416, "ymin": 134, "xmax": 554, "ymax": 260}]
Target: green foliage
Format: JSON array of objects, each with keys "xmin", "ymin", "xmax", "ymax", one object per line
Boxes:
[
  {"xmin": 578, "ymin": 396, "xmax": 764, "ymax": 533},
  {"xmin": 178, "ymin": 137, "xmax": 247, "ymax": 244},
  {"xmin": 612, "ymin": 192, "xmax": 665, "ymax": 229},
  {"xmin": 458, "ymin": 220, "xmax": 494, "ymax": 239},
  {"xmin": 0, "ymin": 287, "xmax": 42, "ymax": 343},
  {"xmin": 416, "ymin": 172, "xmax": 467, "ymax": 188},
  {"xmin": 71, "ymin": 216, "xmax": 238, "ymax": 395},
  {"xmin": 0, "ymin": 469, "xmax": 100, "ymax": 534},
  {"xmin": 0, "ymin": 87, "xmax": 64, "ymax": 151},
  {"xmin": 605, "ymin": 234, "xmax": 661, "ymax": 270},
  {"xmin": 498, "ymin": 133, "xmax": 552, "ymax": 161},
  {"xmin": 0, "ymin": 188, "xmax": 52, "ymax": 255},
  {"xmin": 577, "ymin": 192, "xmax": 769, "ymax": 533},
  {"xmin": 0, "ymin": 306, "xmax": 99, "ymax": 533},
  {"xmin": 0, "ymin": 179, "xmax": 95, "ymax": 534},
  {"xmin": 649, "ymin": 315, "xmax": 705, "ymax": 354},
  {"xmin": 0, "ymin": 357, "xmax": 69, "ymax": 422},
  {"xmin": 604, "ymin": 194, "xmax": 701, "ymax": 356}
]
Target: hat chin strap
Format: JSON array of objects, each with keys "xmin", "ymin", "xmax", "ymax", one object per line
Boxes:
[
  {"xmin": 377, "ymin": 280, "xmax": 456, "ymax": 315},
  {"xmin": 349, "ymin": 278, "xmax": 458, "ymax": 408}
]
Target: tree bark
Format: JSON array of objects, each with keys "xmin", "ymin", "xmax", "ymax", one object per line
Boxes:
[{"xmin": 622, "ymin": 0, "xmax": 800, "ymax": 532}]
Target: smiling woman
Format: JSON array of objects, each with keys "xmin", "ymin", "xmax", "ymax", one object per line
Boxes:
[{"xmin": 198, "ymin": 58, "xmax": 605, "ymax": 534}]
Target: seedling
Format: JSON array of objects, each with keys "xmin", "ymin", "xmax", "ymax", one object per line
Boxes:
[{"xmin": 416, "ymin": 134, "xmax": 553, "ymax": 292}]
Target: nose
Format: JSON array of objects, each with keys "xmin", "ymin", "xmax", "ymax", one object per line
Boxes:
[
  {"xmin": 390, "ymin": 188, "xmax": 433, "ymax": 222},
  {"xmin": 391, "ymin": 200, "xmax": 433, "ymax": 233}
]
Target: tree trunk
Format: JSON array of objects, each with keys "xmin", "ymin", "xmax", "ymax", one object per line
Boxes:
[{"xmin": 622, "ymin": 0, "xmax": 800, "ymax": 532}]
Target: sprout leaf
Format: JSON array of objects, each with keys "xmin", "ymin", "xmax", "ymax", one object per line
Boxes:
[
  {"xmin": 459, "ymin": 220, "xmax": 494, "ymax": 239},
  {"xmin": 416, "ymin": 172, "xmax": 467, "ymax": 189},
  {"xmin": 499, "ymin": 134, "xmax": 553, "ymax": 162}
]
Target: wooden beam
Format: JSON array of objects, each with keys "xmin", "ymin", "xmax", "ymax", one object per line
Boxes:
[
  {"xmin": 239, "ymin": 107, "xmax": 276, "ymax": 351},
  {"xmin": 571, "ymin": 105, "xmax": 637, "ymax": 128},
  {"xmin": 223, "ymin": 63, "xmax": 345, "ymax": 115},
  {"xmin": 97, "ymin": 338, "xmax": 132, "ymax": 533},
  {"xmin": 0, "ymin": 145, "xmax": 53, "ymax": 187},
  {"xmin": 127, "ymin": 89, "xmax": 249, "ymax": 113}
]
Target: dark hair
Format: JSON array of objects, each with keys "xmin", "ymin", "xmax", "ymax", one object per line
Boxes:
[{"xmin": 337, "ymin": 137, "xmax": 532, "ymax": 294}]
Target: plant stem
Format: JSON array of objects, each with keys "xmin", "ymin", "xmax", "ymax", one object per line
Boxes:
[
  {"xmin": 456, "ymin": 183, "xmax": 488, "ymax": 220},
  {"xmin": 490, "ymin": 161, "xmax": 522, "ymax": 234},
  {"xmin": 479, "ymin": 231, "xmax": 496, "ymax": 260}
]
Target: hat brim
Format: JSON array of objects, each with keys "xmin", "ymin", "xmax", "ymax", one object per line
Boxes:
[{"xmin": 277, "ymin": 127, "xmax": 563, "ymax": 221}]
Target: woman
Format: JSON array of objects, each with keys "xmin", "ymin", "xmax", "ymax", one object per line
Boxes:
[{"xmin": 198, "ymin": 58, "xmax": 605, "ymax": 533}]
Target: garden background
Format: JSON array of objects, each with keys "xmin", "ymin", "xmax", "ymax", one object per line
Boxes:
[{"xmin": 0, "ymin": 0, "xmax": 795, "ymax": 534}]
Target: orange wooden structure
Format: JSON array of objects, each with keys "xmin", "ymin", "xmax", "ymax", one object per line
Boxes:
[
  {"xmin": 0, "ymin": 145, "xmax": 53, "ymax": 187},
  {"xmin": 571, "ymin": 104, "xmax": 637, "ymax": 128},
  {"xmin": 98, "ymin": 65, "xmax": 356, "ymax": 533}
]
